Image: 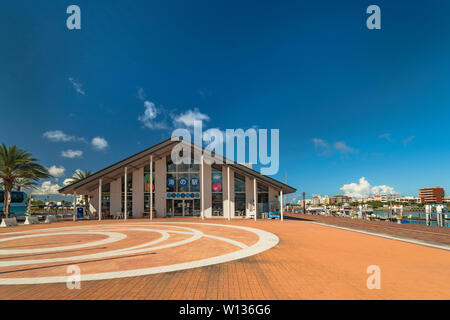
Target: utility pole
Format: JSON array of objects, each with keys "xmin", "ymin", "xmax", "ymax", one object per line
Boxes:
[{"xmin": 302, "ymin": 192, "xmax": 306, "ymax": 214}]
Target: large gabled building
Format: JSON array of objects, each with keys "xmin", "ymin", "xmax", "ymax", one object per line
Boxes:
[{"xmin": 59, "ymin": 138, "xmax": 296, "ymax": 220}]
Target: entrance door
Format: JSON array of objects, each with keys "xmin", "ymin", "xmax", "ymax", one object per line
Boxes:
[
  {"xmin": 184, "ymin": 200, "xmax": 193, "ymax": 216},
  {"xmin": 174, "ymin": 200, "xmax": 183, "ymax": 216}
]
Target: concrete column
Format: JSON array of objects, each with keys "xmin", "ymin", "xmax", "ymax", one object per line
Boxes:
[
  {"xmin": 201, "ymin": 155, "xmax": 204, "ymax": 220},
  {"xmin": 254, "ymin": 179, "xmax": 257, "ymax": 221},
  {"xmin": 89, "ymin": 189, "xmax": 98, "ymax": 217},
  {"xmin": 150, "ymin": 155, "xmax": 153, "ymax": 220},
  {"xmin": 245, "ymin": 175, "xmax": 253, "ymax": 218},
  {"xmin": 132, "ymin": 167, "xmax": 144, "ymax": 218},
  {"xmin": 155, "ymin": 157, "xmax": 166, "ymax": 217},
  {"xmin": 73, "ymin": 191, "xmax": 77, "ymax": 221},
  {"xmin": 98, "ymin": 178, "xmax": 102, "ymax": 221},
  {"xmin": 203, "ymin": 162, "xmax": 212, "ymax": 218},
  {"xmin": 227, "ymin": 166, "xmax": 231, "ymax": 220},
  {"xmin": 110, "ymin": 177, "xmax": 122, "ymax": 217},
  {"xmin": 124, "ymin": 167, "xmax": 128, "ymax": 220},
  {"xmin": 280, "ymin": 190, "xmax": 284, "ymax": 221}
]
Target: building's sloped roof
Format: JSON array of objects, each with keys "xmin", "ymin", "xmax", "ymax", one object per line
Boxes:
[{"xmin": 59, "ymin": 137, "xmax": 297, "ymax": 194}]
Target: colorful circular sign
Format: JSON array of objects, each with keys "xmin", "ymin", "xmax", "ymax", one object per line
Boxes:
[
  {"xmin": 179, "ymin": 178, "xmax": 188, "ymax": 187},
  {"xmin": 212, "ymin": 182, "xmax": 222, "ymax": 192},
  {"xmin": 144, "ymin": 182, "xmax": 154, "ymax": 193},
  {"xmin": 190, "ymin": 177, "xmax": 199, "ymax": 187},
  {"xmin": 167, "ymin": 177, "xmax": 176, "ymax": 188},
  {"xmin": 212, "ymin": 173, "xmax": 222, "ymax": 182}
]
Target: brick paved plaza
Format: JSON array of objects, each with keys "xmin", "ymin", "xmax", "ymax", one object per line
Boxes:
[{"xmin": 0, "ymin": 217, "xmax": 448, "ymax": 300}]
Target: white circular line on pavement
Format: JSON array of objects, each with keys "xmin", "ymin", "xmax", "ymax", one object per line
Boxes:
[
  {"xmin": 0, "ymin": 222, "xmax": 279, "ymax": 285},
  {"xmin": 0, "ymin": 229, "xmax": 171, "ymax": 267},
  {"xmin": 0, "ymin": 231, "xmax": 127, "ymax": 254}
]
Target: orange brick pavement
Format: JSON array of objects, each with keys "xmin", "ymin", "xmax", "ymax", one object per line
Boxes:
[{"xmin": 0, "ymin": 218, "xmax": 448, "ymax": 300}]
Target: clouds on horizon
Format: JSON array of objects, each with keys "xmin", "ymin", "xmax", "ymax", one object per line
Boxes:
[
  {"xmin": 340, "ymin": 177, "xmax": 397, "ymax": 199},
  {"xmin": 33, "ymin": 181, "xmax": 63, "ymax": 195}
]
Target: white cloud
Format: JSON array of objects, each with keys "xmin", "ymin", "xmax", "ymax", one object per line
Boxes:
[
  {"xmin": 379, "ymin": 133, "xmax": 393, "ymax": 142},
  {"xmin": 47, "ymin": 165, "xmax": 66, "ymax": 177},
  {"xmin": 340, "ymin": 177, "xmax": 397, "ymax": 199},
  {"xmin": 68, "ymin": 77, "xmax": 86, "ymax": 95},
  {"xmin": 403, "ymin": 135, "xmax": 415, "ymax": 146},
  {"xmin": 138, "ymin": 101, "xmax": 158, "ymax": 126},
  {"xmin": 43, "ymin": 130, "xmax": 84, "ymax": 142},
  {"xmin": 138, "ymin": 87, "xmax": 146, "ymax": 100},
  {"xmin": 312, "ymin": 139, "xmax": 357, "ymax": 156},
  {"xmin": 334, "ymin": 141, "xmax": 358, "ymax": 154},
  {"xmin": 137, "ymin": 88, "xmax": 169, "ymax": 130},
  {"xmin": 33, "ymin": 181, "xmax": 62, "ymax": 195},
  {"xmin": 63, "ymin": 169, "xmax": 83, "ymax": 186},
  {"xmin": 312, "ymin": 138, "xmax": 331, "ymax": 156},
  {"xmin": 371, "ymin": 185, "xmax": 397, "ymax": 195},
  {"xmin": 61, "ymin": 150, "xmax": 83, "ymax": 158},
  {"xmin": 312, "ymin": 138, "xmax": 330, "ymax": 149},
  {"xmin": 91, "ymin": 137, "xmax": 108, "ymax": 150},
  {"xmin": 340, "ymin": 177, "xmax": 372, "ymax": 199},
  {"xmin": 137, "ymin": 89, "xmax": 211, "ymax": 131},
  {"xmin": 173, "ymin": 108, "xmax": 210, "ymax": 127}
]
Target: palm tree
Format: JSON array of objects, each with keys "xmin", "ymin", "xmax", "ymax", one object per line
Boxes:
[
  {"xmin": 66, "ymin": 170, "xmax": 93, "ymax": 218},
  {"xmin": 14, "ymin": 177, "xmax": 38, "ymax": 191},
  {"xmin": 0, "ymin": 144, "xmax": 51, "ymax": 218},
  {"xmin": 14, "ymin": 178, "xmax": 38, "ymax": 214}
]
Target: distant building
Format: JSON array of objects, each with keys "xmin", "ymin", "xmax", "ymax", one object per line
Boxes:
[
  {"xmin": 372, "ymin": 194, "xmax": 382, "ymax": 202},
  {"xmin": 397, "ymin": 196, "xmax": 421, "ymax": 204},
  {"xmin": 298, "ymin": 199, "xmax": 312, "ymax": 206},
  {"xmin": 419, "ymin": 187, "xmax": 445, "ymax": 204},
  {"xmin": 330, "ymin": 194, "xmax": 352, "ymax": 204},
  {"xmin": 382, "ymin": 194, "xmax": 400, "ymax": 203},
  {"xmin": 370, "ymin": 194, "xmax": 400, "ymax": 203},
  {"xmin": 312, "ymin": 195, "xmax": 325, "ymax": 206}
]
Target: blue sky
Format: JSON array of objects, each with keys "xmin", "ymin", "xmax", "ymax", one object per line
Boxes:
[{"xmin": 1, "ymin": 0, "xmax": 450, "ymax": 201}]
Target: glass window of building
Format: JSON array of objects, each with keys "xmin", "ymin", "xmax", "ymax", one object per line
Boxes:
[
  {"xmin": 211, "ymin": 165, "xmax": 223, "ymax": 216},
  {"xmin": 234, "ymin": 173, "xmax": 246, "ymax": 216},
  {"xmin": 166, "ymin": 156, "xmax": 200, "ymax": 193},
  {"xmin": 102, "ymin": 183, "xmax": 111, "ymax": 217},
  {"xmin": 194, "ymin": 199, "xmax": 200, "ymax": 216},
  {"xmin": 144, "ymin": 163, "xmax": 155, "ymax": 214},
  {"xmin": 165, "ymin": 155, "xmax": 201, "ymax": 217},
  {"xmin": 257, "ymin": 183, "xmax": 269, "ymax": 218},
  {"xmin": 121, "ymin": 174, "xmax": 133, "ymax": 217}
]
